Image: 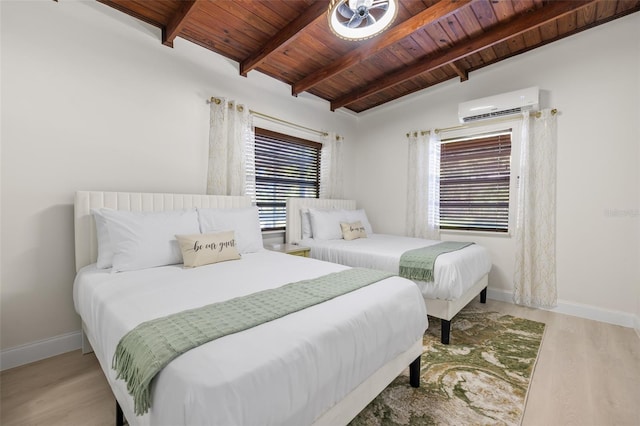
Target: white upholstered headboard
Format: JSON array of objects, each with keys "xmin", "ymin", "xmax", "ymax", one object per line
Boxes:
[
  {"xmin": 74, "ymin": 191, "xmax": 251, "ymax": 272},
  {"xmin": 285, "ymin": 198, "xmax": 356, "ymax": 244}
]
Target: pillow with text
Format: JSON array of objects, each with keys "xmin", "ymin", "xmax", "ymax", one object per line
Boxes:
[
  {"xmin": 340, "ymin": 221, "xmax": 368, "ymax": 241},
  {"xmin": 176, "ymin": 231, "xmax": 241, "ymax": 268}
]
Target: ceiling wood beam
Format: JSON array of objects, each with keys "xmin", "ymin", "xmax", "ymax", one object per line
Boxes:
[
  {"xmin": 240, "ymin": 1, "xmax": 330, "ymax": 77},
  {"xmin": 450, "ymin": 62, "xmax": 468, "ymax": 81},
  {"xmin": 292, "ymin": 0, "xmax": 473, "ymax": 96},
  {"xmin": 162, "ymin": 0, "xmax": 200, "ymax": 48},
  {"xmin": 330, "ymin": 0, "xmax": 597, "ymax": 111},
  {"xmin": 97, "ymin": 1, "xmax": 166, "ymax": 28}
]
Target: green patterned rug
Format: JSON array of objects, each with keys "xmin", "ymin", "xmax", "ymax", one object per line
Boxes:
[{"xmin": 350, "ymin": 309, "xmax": 545, "ymax": 426}]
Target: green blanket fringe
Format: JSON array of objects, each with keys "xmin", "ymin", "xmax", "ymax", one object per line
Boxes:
[
  {"xmin": 399, "ymin": 241, "xmax": 473, "ymax": 282},
  {"xmin": 112, "ymin": 267, "xmax": 393, "ymax": 416}
]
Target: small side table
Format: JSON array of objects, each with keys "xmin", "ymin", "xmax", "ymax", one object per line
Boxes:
[{"xmin": 266, "ymin": 243, "xmax": 311, "ymax": 257}]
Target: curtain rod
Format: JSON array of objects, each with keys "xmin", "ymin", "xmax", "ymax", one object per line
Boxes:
[
  {"xmin": 209, "ymin": 97, "xmax": 328, "ymax": 137},
  {"xmin": 406, "ymin": 108, "xmax": 558, "ymax": 138},
  {"xmin": 250, "ymin": 110, "xmax": 329, "ymax": 137}
]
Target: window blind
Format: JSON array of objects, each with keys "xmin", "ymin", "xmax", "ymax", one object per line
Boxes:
[
  {"xmin": 439, "ymin": 131, "xmax": 512, "ymax": 232},
  {"xmin": 254, "ymin": 128, "xmax": 321, "ymax": 230}
]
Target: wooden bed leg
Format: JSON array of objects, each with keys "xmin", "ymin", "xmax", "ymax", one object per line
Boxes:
[
  {"xmin": 480, "ymin": 286, "xmax": 487, "ymax": 303},
  {"xmin": 409, "ymin": 356, "xmax": 421, "ymax": 388},
  {"xmin": 116, "ymin": 400, "xmax": 124, "ymax": 426},
  {"xmin": 441, "ymin": 319, "xmax": 451, "ymax": 345}
]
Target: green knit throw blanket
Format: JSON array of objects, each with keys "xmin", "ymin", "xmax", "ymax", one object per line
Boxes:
[
  {"xmin": 112, "ymin": 267, "xmax": 393, "ymax": 416},
  {"xmin": 399, "ymin": 241, "xmax": 474, "ymax": 282}
]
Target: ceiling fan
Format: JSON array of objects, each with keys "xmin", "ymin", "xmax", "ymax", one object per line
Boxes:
[{"xmin": 328, "ymin": 0, "xmax": 398, "ymax": 41}]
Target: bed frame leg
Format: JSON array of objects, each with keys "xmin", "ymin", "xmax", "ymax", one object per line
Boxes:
[
  {"xmin": 409, "ymin": 356, "xmax": 421, "ymax": 388},
  {"xmin": 116, "ymin": 400, "xmax": 124, "ymax": 426},
  {"xmin": 441, "ymin": 319, "xmax": 451, "ymax": 345},
  {"xmin": 480, "ymin": 286, "xmax": 487, "ymax": 303}
]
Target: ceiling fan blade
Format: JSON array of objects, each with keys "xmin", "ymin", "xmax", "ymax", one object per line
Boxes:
[
  {"xmin": 369, "ymin": 3, "xmax": 389, "ymax": 11},
  {"xmin": 338, "ymin": 2, "xmax": 355, "ymax": 19},
  {"xmin": 347, "ymin": 13, "xmax": 364, "ymax": 28}
]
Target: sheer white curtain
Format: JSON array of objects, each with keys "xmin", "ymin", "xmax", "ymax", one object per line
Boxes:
[
  {"xmin": 406, "ymin": 130, "xmax": 440, "ymax": 239},
  {"xmin": 319, "ymin": 132, "xmax": 344, "ymax": 199},
  {"xmin": 207, "ymin": 97, "xmax": 255, "ymax": 196},
  {"xmin": 514, "ymin": 109, "xmax": 558, "ymax": 308}
]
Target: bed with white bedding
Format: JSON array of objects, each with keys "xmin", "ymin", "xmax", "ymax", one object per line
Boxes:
[
  {"xmin": 286, "ymin": 197, "xmax": 492, "ymax": 344},
  {"xmin": 73, "ymin": 191, "xmax": 428, "ymax": 426}
]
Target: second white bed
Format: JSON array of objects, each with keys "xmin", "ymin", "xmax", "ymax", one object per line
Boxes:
[
  {"xmin": 286, "ymin": 197, "xmax": 492, "ymax": 345},
  {"xmin": 300, "ymin": 234, "xmax": 491, "ymax": 301}
]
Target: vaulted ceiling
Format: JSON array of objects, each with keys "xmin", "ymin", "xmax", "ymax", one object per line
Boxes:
[{"xmin": 98, "ymin": 0, "xmax": 640, "ymax": 113}]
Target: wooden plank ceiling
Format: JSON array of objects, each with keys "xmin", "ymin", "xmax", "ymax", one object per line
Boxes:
[{"xmin": 99, "ymin": 0, "xmax": 640, "ymax": 113}]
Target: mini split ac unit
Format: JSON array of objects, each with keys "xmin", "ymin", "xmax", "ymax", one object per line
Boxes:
[{"xmin": 458, "ymin": 86, "xmax": 539, "ymax": 123}]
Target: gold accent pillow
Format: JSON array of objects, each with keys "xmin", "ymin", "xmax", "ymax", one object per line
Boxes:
[
  {"xmin": 176, "ymin": 231, "xmax": 241, "ymax": 268},
  {"xmin": 340, "ymin": 221, "xmax": 367, "ymax": 241}
]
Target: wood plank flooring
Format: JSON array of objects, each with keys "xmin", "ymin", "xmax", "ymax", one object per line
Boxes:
[{"xmin": 2, "ymin": 299, "xmax": 639, "ymax": 426}]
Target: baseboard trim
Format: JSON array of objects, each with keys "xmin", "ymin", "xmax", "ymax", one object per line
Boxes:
[
  {"xmin": 634, "ymin": 314, "xmax": 640, "ymax": 340},
  {"xmin": 487, "ymin": 288, "xmax": 637, "ymax": 329},
  {"xmin": 0, "ymin": 330, "xmax": 82, "ymax": 371}
]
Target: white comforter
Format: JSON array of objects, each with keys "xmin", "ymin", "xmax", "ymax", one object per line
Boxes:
[
  {"xmin": 73, "ymin": 250, "xmax": 427, "ymax": 426},
  {"xmin": 301, "ymin": 234, "xmax": 492, "ymax": 301}
]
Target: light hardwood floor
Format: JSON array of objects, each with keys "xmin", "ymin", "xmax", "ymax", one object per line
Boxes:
[{"xmin": 2, "ymin": 299, "xmax": 639, "ymax": 426}]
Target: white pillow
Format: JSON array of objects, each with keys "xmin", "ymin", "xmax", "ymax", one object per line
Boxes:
[
  {"xmin": 91, "ymin": 208, "xmax": 114, "ymax": 269},
  {"xmin": 308, "ymin": 208, "xmax": 349, "ymax": 240},
  {"xmin": 300, "ymin": 209, "xmax": 312, "ymax": 239},
  {"xmin": 197, "ymin": 206, "xmax": 263, "ymax": 253},
  {"xmin": 98, "ymin": 208, "xmax": 200, "ymax": 272},
  {"xmin": 345, "ymin": 209, "xmax": 373, "ymax": 234}
]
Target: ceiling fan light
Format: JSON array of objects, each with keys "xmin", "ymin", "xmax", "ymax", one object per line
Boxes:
[{"xmin": 328, "ymin": 0, "xmax": 398, "ymax": 41}]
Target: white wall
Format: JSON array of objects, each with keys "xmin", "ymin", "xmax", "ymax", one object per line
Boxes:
[
  {"xmin": 355, "ymin": 13, "xmax": 640, "ymax": 324},
  {"xmin": 0, "ymin": 1, "xmax": 358, "ymax": 358}
]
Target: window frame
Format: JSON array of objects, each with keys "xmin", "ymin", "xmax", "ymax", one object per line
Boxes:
[
  {"xmin": 252, "ymin": 127, "xmax": 322, "ymax": 231},
  {"xmin": 438, "ymin": 120, "xmax": 522, "ymax": 236}
]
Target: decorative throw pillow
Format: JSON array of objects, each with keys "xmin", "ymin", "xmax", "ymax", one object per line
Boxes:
[
  {"xmin": 340, "ymin": 221, "xmax": 367, "ymax": 241},
  {"xmin": 176, "ymin": 231, "xmax": 241, "ymax": 268}
]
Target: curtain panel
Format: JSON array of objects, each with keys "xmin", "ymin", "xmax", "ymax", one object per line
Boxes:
[
  {"xmin": 207, "ymin": 97, "xmax": 255, "ymax": 196},
  {"xmin": 406, "ymin": 130, "xmax": 440, "ymax": 240},
  {"xmin": 319, "ymin": 132, "xmax": 344, "ymax": 199},
  {"xmin": 513, "ymin": 109, "xmax": 558, "ymax": 308}
]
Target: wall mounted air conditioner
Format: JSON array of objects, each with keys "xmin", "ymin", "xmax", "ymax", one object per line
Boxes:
[{"xmin": 458, "ymin": 86, "xmax": 539, "ymax": 123}]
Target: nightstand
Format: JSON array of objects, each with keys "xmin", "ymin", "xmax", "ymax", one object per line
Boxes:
[{"xmin": 266, "ymin": 243, "xmax": 311, "ymax": 257}]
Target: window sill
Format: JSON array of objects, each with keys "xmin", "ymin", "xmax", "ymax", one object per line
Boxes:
[
  {"xmin": 440, "ymin": 229, "xmax": 513, "ymax": 238},
  {"xmin": 261, "ymin": 229, "xmax": 285, "ymax": 235}
]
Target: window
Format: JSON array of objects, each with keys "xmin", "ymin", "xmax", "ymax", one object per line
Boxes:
[
  {"xmin": 253, "ymin": 128, "xmax": 321, "ymax": 230},
  {"xmin": 439, "ymin": 131, "xmax": 512, "ymax": 233}
]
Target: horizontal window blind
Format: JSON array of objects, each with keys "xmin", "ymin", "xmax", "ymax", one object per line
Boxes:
[
  {"xmin": 254, "ymin": 128, "xmax": 321, "ymax": 230},
  {"xmin": 439, "ymin": 131, "xmax": 512, "ymax": 232}
]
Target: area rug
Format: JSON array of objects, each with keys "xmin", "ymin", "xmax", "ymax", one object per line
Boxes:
[{"xmin": 349, "ymin": 309, "xmax": 545, "ymax": 426}]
